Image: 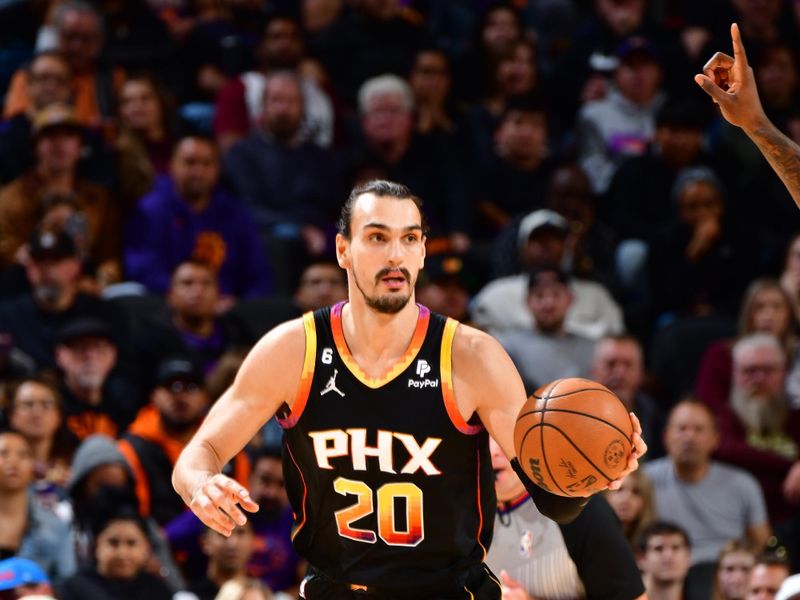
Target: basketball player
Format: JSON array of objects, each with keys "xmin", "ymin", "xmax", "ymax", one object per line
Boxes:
[
  {"xmin": 695, "ymin": 23, "xmax": 800, "ymax": 207},
  {"xmin": 172, "ymin": 180, "xmax": 646, "ymax": 599}
]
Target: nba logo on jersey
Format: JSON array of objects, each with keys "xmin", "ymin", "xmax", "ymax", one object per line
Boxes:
[
  {"xmin": 416, "ymin": 360, "xmax": 431, "ymax": 378},
  {"xmin": 519, "ymin": 530, "xmax": 534, "ymax": 559}
]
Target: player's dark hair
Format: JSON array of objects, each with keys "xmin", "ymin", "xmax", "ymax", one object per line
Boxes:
[
  {"xmin": 337, "ymin": 180, "xmax": 428, "ymax": 239},
  {"xmin": 637, "ymin": 520, "xmax": 691, "ymax": 553}
]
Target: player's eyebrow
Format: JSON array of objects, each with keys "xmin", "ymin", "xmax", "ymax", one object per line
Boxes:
[{"xmin": 362, "ymin": 222, "xmax": 423, "ymax": 233}]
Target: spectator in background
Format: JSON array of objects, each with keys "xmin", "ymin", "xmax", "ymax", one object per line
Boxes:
[
  {"xmin": 454, "ymin": 3, "xmax": 524, "ymax": 103},
  {"xmin": 352, "ymin": 75, "xmax": 471, "ymax": 254},
  {"xmin": 647, "ymin": 166, "xmax": 757, "ymax": 324},
  {"xmin": 5, "ymin": 378, "xmax": 75, "ymax": 505},
  {"xmin": 746, "ymin": 555, "xmax": 790, "ymax": 600},
  {"xmin": 486, "ymin": 438, "xmax": 645, "ymax": 600},
  {"xmin": 780, "ymin": 232, "xmax": 800, "ymax": 325},
  {"xmin": 408, "ymin": 48, "xmax": 457, "ymax": 137},
  {"xmin": 712, "ymin": 333, "xmax": 800, "ymax": 527},
  {"xmin": 0, "ymin": 103, "xmax": 120, "ymax": 282},
  {"xmin": 307, "ymin": 0, "xmax": 428, "ymax": 107},
  {"xmin": 591, "ymin": 334, "xmax": 666, "ymax": 459},
  {"xmin": 713, "ymin": 540, "xmax": 758, "ymax": 600},
  {"xmin": 546, "ymin": 163, "xmax": 618, "ymax": 289},
  {"xmin": 4, "ymin": 1, "xmax": 125, "ymax": 131},
  {"xmin": 167, "ymin": 447, "xmax": 301, "ymax": 595},
  {"xmin": 135, "ymin": 260, "xmax": 249, "ymax": 389},
  {"xmin": 56, "ymin": 503, "xmax": 173, "ymax": 600},
  {"xmin": 0, "ymin": 228, "xmax": 129, "ymax": 370},
  {"xmin": 471, "ymin": 209, "xmax": 624, "ymax": 339},
  {"xmin": 222, "ymin": 71, "xmax": 339, "ymax": 291},
  {"xmin": 118, "ymin": 357, "xmax": 249, "ymax": 526},
  {"xmin": 578, "ymin": 36, "xmax": 666, "ymax": 194},
  {"xmin": 213, "ymin": 15, "xmax": 334, "ymax": 152},
  {"xmin": 124, "ymin": 135, "xmax": 273, "ymax": 300},
  {"xmin": 637, "ymin": 521, "xmax": 693, "ymax": 600},
  {"xmin": 468, "ymin": 39, "xmax": 541, "ymax": 166},
  {"xmin": 415, "ymin": 254, "xmax": 474, "ymax": 323},
  {"xmin": 189, "ymin": 522, "xmax": 256, "ymax": 600},
  {"xmin": 0, "ymin": 430, "xmax": 75, "ymax": 583},
  {"xmin": 475, "ymin": 96, "xmax": 553, "ymax": 240},
  {"xmin": 115, "ymin": 75, "xmax": 178, "ymax": 211},
  {"xmin": 696, "ymin": 278, "xmax": 800, "ymax": 413},
  {"xmin": 645, "ymin": 399, "xmax": 770, "ymax": 573},
  {"xmin": 495, "ymin": 265, "xmax": 596, "ymax": 393},
  {"xmin": 0, "ymin": 51, "xmax": 73, "ymax": 184},
  {"xmin": 54, "ymin": 317, "xmax": 141, "ymax": 441},
  {"xmin": 65, "ymin": 435, "xmax": 183, "ymax": 590},
  {"xmin": 605, "ymin": 469, "xmax": 657, "ymax": 551},
  {"xmin": 605, "ymin": 98, "xmax": 711, "ymax": 297},
  {"xmin": 0, "ymin": 557, "xmax": 55, "ymax": 599},
  {"xmin": 293, "ymin": 260, "xmax": 347, "ymax": 313}
]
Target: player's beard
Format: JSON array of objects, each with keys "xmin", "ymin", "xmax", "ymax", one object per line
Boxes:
[
  {"xmin": 352, "ymin": 267, "xmax": 413, "ymax": 314},
  {"xmin": 729, "ymin": 386, "xmax": 788, "ymax": 435}
]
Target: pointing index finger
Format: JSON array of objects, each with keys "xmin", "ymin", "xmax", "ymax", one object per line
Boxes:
[{"xmin": 731, "ymin": 22, "xmax": 749, "ymax": 73}]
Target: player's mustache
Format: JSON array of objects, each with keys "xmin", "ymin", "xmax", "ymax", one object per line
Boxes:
[{"xmin": 375, "ymin": 267, "xmax": 410, "ymax": 284}]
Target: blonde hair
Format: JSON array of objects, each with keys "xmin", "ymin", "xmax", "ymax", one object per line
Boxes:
[
  {"xmin": 605, "ymin": 469, "xmax": 657, "ymax": 550},
  {"xmin": 711, "ymin": 539, "xmax": 758, "ymax": 600}
]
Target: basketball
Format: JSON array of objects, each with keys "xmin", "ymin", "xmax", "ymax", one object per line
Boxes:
[{"xmin": 514, "ymin": 377, "xmax": 633, "ymax": 497}]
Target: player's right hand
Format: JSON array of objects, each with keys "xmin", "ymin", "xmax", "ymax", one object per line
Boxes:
[{"xmin": 189, "ymin": 473, "xmax": 260, "ymax": 536}]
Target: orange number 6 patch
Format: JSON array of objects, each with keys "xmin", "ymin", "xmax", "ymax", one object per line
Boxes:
[{"xmin": 333, "ymin": 477, "xmax": 424, "ymax": 547}]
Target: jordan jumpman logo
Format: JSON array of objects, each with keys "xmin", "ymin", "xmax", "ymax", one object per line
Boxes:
[{"xmin": 321, "ymin": 369, "xmax": 345, "ymax": 397}]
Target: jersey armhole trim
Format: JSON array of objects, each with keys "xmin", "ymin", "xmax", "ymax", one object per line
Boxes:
[
  {"xmin": 277, "ymin": 311, "xmax": 317, "ymax": 429},
  {"xmin": 441, "ymin": 318, "xmax": 483, "ymax": 435}
]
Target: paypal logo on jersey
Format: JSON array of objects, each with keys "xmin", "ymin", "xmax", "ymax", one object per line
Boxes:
[
  {"xmin": 409, "ymin": 359, "xmax": 439, "ymax": 388},
  {"xmin": 416, "ymin": 360, "xmax": 431, "ymax": 378}
]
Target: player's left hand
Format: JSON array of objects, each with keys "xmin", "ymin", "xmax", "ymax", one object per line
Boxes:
[
  {"xmin": 607, "ymin": 412, "xmax": 647, "ymax": 490},
  {"xmin": 499, "ymin": 570, "xmax": 536, "ymax": 600}
]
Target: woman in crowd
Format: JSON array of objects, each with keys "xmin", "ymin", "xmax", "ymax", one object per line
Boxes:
[{"xmin": 604, "ymin": 469, "xmax": 657, "ymax": 551}]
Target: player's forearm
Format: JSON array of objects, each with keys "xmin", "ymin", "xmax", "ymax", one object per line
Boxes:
[
  {"xmin": 172, "ymin": 439, "xmax": 224, "ymax": 505},
  {"xmin": 746, "ymin": 119, "xmax": 800, "ymax": 209}
]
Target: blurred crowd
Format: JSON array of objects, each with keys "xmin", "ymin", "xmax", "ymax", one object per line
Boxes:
[{"xmin": 0, "ymin": 0, "xmax": 800, "ymax": 599}]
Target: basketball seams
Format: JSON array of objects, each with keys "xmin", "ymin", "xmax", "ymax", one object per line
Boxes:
[
  {"xmin": 539, "ymin": 422, "xmax": 618, "ymax": 483},
  {"xmin": 517, "ymin": 408, "xmax": 632, "ymax": 440}
]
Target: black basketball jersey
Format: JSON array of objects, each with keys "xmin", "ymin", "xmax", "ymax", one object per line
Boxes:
[{"xmin": 278, "ymin": 302, "xmax": 496, "ymax": 590}]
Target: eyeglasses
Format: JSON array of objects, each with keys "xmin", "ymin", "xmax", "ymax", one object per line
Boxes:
[{"xmin": 14, "ymin": 398, "xmax": 58, "ymax": 412}]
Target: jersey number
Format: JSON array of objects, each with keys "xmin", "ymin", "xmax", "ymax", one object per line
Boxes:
[
  {"xmin": 333, "ymin": 477, "xmax": 424, "ymax": 547},
  {"xmin": 321, "ymin": 348, "xmax": 333, "ymax": 364}
]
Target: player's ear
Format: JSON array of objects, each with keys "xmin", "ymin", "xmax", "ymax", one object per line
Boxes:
[
  {"xmin": 336, "ymin": 233, "xmax": 350, "ymax": 268},
  {"xmin": 420, "ymin": 236, "xmax": 426, "ymax": 269}
]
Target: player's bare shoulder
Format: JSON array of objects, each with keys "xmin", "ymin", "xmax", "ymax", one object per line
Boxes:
[
  {"xmin": 232, "ymin": 316, "xmax": 308, "ymax": 411},
  {"xmin": 451, "ymin": 323, "xmax": 524, "ymax": 393}
]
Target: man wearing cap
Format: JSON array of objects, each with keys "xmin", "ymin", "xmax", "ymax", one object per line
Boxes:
[
  {"xmin": 0, "ymin": 557, "xmax": 54, "ymax": 598},
  {"xmin": 494, "ymin": 265, "xmax": 596, "ymax": 394},
  {"xmin": 416, "ymin": 254, "xmax": 475, "ymax": 323},
  {"xmin": 471, "ymin": 208, "xmax": 624, "ymax": 339},
  {"xmin": 0, "ymin": 227, "xmax": 130, "ymax": 370},
  {"xmin": 578, "ymin": 36, "xmax": 667, "ymax": 194},
  {"xmin": 118, "ymin": 357, "xmax": 249, "ymax": 526},
  {"xmin": 55, "ymin": 316, "xmax": 141, "ymax": 441},
  {"xmin": 0, "ymin": 101, "xmax": 119, "ymax": 278}
]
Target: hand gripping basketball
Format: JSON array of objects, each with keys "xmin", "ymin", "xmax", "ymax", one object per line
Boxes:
[
  {"xmin": 514, "ymin": 378, "xmax": 646, "ymax": 497},
  {"xmin": 189, "ymin": 473, "xmax": 260, "ymax": 536}
]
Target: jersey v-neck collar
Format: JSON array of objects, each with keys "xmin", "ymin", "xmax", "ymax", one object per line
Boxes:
[{"xmin": 330, "ymin": 301, "xmax": 430, "ymax": 389}]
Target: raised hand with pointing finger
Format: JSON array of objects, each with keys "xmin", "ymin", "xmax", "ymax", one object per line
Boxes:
[{"xmin": 695, "ymin": 22, "xmax": 800, "ymax": 208}]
